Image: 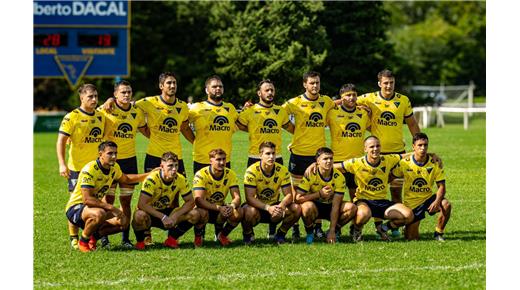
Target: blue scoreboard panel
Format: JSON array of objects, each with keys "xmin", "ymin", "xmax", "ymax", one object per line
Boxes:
[{"xmin": 34, "ymin": 1, "xmax": 130, "ymax": 88}]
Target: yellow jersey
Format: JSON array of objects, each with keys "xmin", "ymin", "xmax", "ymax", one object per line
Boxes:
[
  {"xmin": 282, "ymin": 94, "xmax": 335, "ymax": 156},
  {"xmin": 140, "ymin": 170, "xmax": 191, "ymax": 210},
  {"xmin": 189, "ymin": 101, "xmax": 239, "ymax": 164},
  {"xmin": 65, "ymin": 159, "xmax": 123, "ymax": 210},
  {"xmin": 297, "ymin": 168, "xmax": 346, "ymax": 204},
  {"xmin": 100, "ymin": 103, "xmax": 146, "ymax": 159},
  {"xmin": 327, "ymin": 105, "xmax": 370, "ymax": 161},
  {"xmin": 243, "ymin": 161, "xmax": 292, "ymax": 205},
  {"xmin": 357, "ymin": 91, "xmax": 414, "ymax": 153},
  {"xmin": 135, "ymin": 95, "xmax": 189, "ymax": 158},
  {"xmin": 342, "ymin": 154, "xmax": 401, "ymax": 201},
  {"xmin": 58, "ymin": 108, "xmax": 105, "ymax": 171},
  {"xmin": 392, "ymin": 155, "xmax": 446, "ymax": 209},
  {"xmin": 237, "ymin": 103, "xmax": 290, "ymax": 157},
  {"xmin": 193, "ymin": 166, "xmax": 239, "ymax": 205}
]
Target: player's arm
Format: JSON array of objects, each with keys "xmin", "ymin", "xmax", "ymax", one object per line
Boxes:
[
  {"xmin": 118, "ymin": 172, "xmax": 149, "ymax": 185},
  {"xmin": 180, "ymin": 120, "xmax": 195, "ymax": 144},
  {"xmin": 228, "ymin": 186, "xmax": 241, "ymax": 210},
  {"xmin": 193, "ymin": 188, "xmax": 219, "ymax": 212},
  {"xmin": 56, "ymin": 133, "xmax": 70, "ymax": 179},
  {"xmin": 235, "ymin": 120, "xmax": 248, "ymax": 132},
  {"xmin": 429, "ymin": 181, "xmax": 446, "ymax": 213},
  {"xmin": 138, "ymin": 125, "xmax": 150, "ymax": 139},
  {"xmin": 82, "ymin": 187, "xmax": 121, "ymax": 215},
  {"xmin": 170, "ymin": 192, "xmax": 195, "ymax": 224},
  {"xmin": 327, "ymin": 193, "xmax": 344, "ymax": 243},
  {"xmin": 405, "ymin": 114, "xmax": 421, "ymax": 136},
  {"xmin": 279, "ymin": 185, "xmax": 293, "ymax": 210},
  {"xmin": 282, "ymin": 121, "xmax": 295, "ymax": 134},
  {"xmin": 101, "ymin": 97, "xmax": 116, "ymax": 113},
  {"xmin": 137, "ymin": 192, "xmax": 167, "ymax": 221},
  {"xmin": 295, "ymin": 188, "xmax": 320, "ymax": 204}
]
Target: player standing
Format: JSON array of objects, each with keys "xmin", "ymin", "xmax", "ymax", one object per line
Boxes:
[
  {"xmin": 357, "ymin": 69, "xmax": 420, "ymax": 236},
  {"xmin": 327, "ymin": 83, "xmax": 371, "ymax": 199},
  {"xmin": 282, "ymin": 71, "xmax": 336, "ymax": 240},
  {"xmin": 57, "ymin": 84, "xmax": 105, "ymax": 249},
  {"xmin": 391, "ymin": 133, "xmax": 452, "ymax": 241},
  {"xmin": 99, "ymin": 80, "xmax": 147, "ymax": 248}
]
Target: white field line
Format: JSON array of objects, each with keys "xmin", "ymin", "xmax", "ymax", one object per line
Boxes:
[{"xmin": 36, "ymin": 263, "xmax": 484, "ymax": 288}]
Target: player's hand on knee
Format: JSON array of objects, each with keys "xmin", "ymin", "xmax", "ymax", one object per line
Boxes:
[
  {"xmin": 320, "ymin": 186, "xmax": 333, "ymax": 199},
  {"xmin": 162, "ymin": 215, "xmax": 174, "ymax": 228},
  {"xmin": 428, "ymin": 200, "xmax": 441, "ymax": 213}
]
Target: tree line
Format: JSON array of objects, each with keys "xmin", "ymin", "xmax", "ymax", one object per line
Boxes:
[{"xmin": 34, "ymin": 1, "xmax": 485, "ymax": 111}]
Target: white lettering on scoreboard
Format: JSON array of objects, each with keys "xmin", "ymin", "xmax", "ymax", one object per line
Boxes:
[{"xmin": 34, "ymin": 1, "xmax": 127, "ymax": 17}]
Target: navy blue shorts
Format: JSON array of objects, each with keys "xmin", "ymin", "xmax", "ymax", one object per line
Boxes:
[
  {"xmin": 289, "ymin": 153, "xmax": 315, "ymax": 176},
  {"xmin": 145, "ymin": 154, "xmax": 186, "ymax": 177},
  {"xmin": 313, "ymin": 201, "xmax": 333, "ymax": 220},
  {"xmin": 207, "ymin": 208, "xmax": 224, "ymax": 225},
  {"xmin": 67, "ymin": 170, "xmax": 80, "ymax": 192},
  {"xmin": 356, "ymin": 199, "xmax": 395, "ymax": 219},
  {"xmin": 149, "ymin": 208, "xmax": 174, "ymax": 230},
  {"xmin": 412, "ymin": 195, "xmax": 438, "ymax": 223},
  {"xmin": 247, "ymin": 157, "xmax": 283, "ymax": 168},
  {"xmin": 66, "ymin": 203, "xmax": 86, "ymax": 229},
  {"xmin": 193, "ymin": 161, "xmax": 230, "ymax": 175},
  {"xmin": 115, "ymin": 156, "xmax": 138, "ymax": 185}
]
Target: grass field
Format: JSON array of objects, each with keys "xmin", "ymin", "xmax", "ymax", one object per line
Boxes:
[{"xmin": 34, "ymin": 115, "xmax": 485, "ymax": 289}]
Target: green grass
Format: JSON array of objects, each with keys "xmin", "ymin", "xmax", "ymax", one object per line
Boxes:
[{"xmin": 34, "ymin": 116, "xmax": 485, "ymax": 289}]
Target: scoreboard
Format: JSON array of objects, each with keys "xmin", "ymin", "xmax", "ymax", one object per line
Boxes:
[{"xmin": 34, "ymin": 0, "xmax": 130, "ymax": 89}]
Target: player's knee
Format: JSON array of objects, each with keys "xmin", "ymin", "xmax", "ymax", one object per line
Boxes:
[
  {"xmin": 133, "ymin": 210, "xmax": 149, "ymax": 225},
  {"xmin": 199, "ymin": 209, "xmax": 209, "ymax": 224},
  {"xmin": 91, "ymin": 209, "xmax": 107, "ymax": 224},
  {"xmin": 442, "ymin": 199, "xmax": 452, "ymax": 211}
]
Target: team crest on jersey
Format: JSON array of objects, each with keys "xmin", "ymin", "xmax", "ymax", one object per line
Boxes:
[
  {"xmin": 176, "ymin": 108, "xmax": 181, "ymax": 113},
  {"xmin": 273, "ymin": 108, "xmax": 279, "ymax": 114},
  {"xmin": 378, "ymin": 112, "xmax": 398, "ymax": 126},
  {"xmin": 427, "ymin": 167, "xmax": 433, "ymax": 174}
]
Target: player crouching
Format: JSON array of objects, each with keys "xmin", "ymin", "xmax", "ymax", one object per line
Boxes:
[
  {"xmin": 241, "ymin": 142, "xmax": 301, "ymax": 244},
  {"xmin": 391, "ymin": 133, "xmax": 452, "ymax": 241},
  {"xmin": 65, "ymin": 141, "xmax": 150, "ymax": 252},
  {"xmin": 132, "ymin": 152, "xmax": 203, "ymax": 250}
]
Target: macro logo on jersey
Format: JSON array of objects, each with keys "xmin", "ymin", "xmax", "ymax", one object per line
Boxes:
[
  {"xmin": 85, "ymin": 127, "xmax": 103, "ymax": 143},
  {"xmin": 153, "ymin": 196, "xmax": 171, "ymax": 209},
  {"xmin": 258, "ymin": 188, "xmax": 275, "ymax": 200},
  {"xmin": 209, "ymin": 116, "xmax": 231, "ymax": 131},
  {"xmin": 260, "ymin": 119, "xmax": 279, "ymax": 134},
  {"xmin": 342, "ymin": 123, "xmax": 363, "ymax": 138},
  {"xmin": 410, "ymin": 178, "xmax": 430, "ymax": 193},
  {"xmin": 365, "ymin": 178, "xmax": 385, "ymax": 191},
  {"xmin": 159, "ymin": 117, "xmax": 178, "ymax": 133},
  {"xmin": 114, "ymin": 123, "xmax": 134, "ymax": 138},
  {"xmin": 377, "ymin": 111, "xmax": 398, "ymax": 126},
  {"xmin": 306, "ymin": 112, "xmax": 325, "ymax": 127},
  {"xmin": 208, "ymin": 191, "xmax": 225, "ymax": 204}
]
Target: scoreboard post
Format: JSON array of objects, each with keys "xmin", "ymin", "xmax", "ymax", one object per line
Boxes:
[{"xmin": 34, "ymin": 0, "xmax": 130, "ymax": 89}]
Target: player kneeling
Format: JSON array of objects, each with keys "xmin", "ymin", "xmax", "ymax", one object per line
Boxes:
[
  {"xmin": 65, "ymin": 141, "xmax": 150, "ymax": 252},
  {"xmin": 391, "ymin": 133, "xmax": 452, "ymax": 241},
  {"xmin": 132, "ymin": 152, "xmax": 203, "ymax": 250},
  {"xmin": 241, "ymin": 142, "xmax": 301, "ymax": 244},
  {"xmin": 193, "ymin": 149, "xmax": 243, "ymax": 247},
  {"xmin": 296, "ymin": 147, "xmax": 357, "ymax": 244}
]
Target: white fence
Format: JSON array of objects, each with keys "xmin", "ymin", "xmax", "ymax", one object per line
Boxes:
[{"xmin": 413, "ymin": 106, "xmax": 486, "ymax": 130}]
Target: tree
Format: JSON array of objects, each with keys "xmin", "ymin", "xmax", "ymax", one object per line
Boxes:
[{"xmin": 211, "ymin": 1, "xmax": 329, "ymax": 104}]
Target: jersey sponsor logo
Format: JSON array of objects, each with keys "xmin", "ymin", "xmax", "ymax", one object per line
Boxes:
[
  {"xmin": 377, "ymin": 111, "xmax": 398, "ymax": 126},
  {"xmin": 208, "ymin": 191, "xmax": 225, "ymax": 204},
  {"xmin": 306, "ymin": 112, "xmax": 325, "ymax": 127},
  {"xmin": 114, "ymin": 123, "xmax": 134, "ymax": 138},
  {"xmin": 153, "ymin": 196, "xmax": 171, "ymax": 209},
  {"xmin": 159, "ymin": 117, "xmax": 178, "ymax": 133},
  {"xmin": 85, "ymin": 127, "xmax": 103, "ymax": 143},
  {"xmin": 209, "ymin": 116, "xmax": 231, "ymax": 131},
  {"xmin": 259, "ymin": 188, "xmax": 275, "ymax": 200},
  {"xmin": 365, "ymin": 178, "xmax": 385, "ymax": 191},
  {"xmin": 342, "ymin": 122, "xmax": 362, "ymax": 137},
  {"xmin": 260, "ymin": 119, "xmax": 279, "ymax": 134},
  {"xmin": 410, "ymin": 178, "xmax": 431, "ymax": 192}
]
